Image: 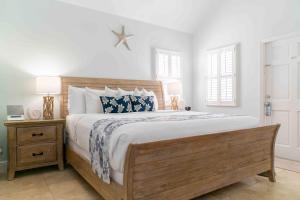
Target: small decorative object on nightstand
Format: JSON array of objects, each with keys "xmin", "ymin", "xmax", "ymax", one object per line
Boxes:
[
  {"xmin": 167, "ymin": 81, "xmax": 182, "ymax": 110},
  {"xmin": 185, "ymin": 106, "xmax": 191, "ymax": 111},
  {"xmin": 36, "ymin": 76, "xmax": 61, "ymax": 120},
  {"xmin": 27, "ymin": 106, "xmax": 42, "ymax": 120},
  {"xmin": 6, "ymin": 105, "xmax": 25, "ymax": 121},
  {"xmin": 4, "ymin": 119, "xmax": 65, "ymax": 180}
]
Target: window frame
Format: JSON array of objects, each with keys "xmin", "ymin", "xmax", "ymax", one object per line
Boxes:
[
  {"xmin": 154, "ymin": 48, "xmax": 183, "ymax": 106},
  {"xmin": 154, "ymin": 48, "xmax": 182, "ymax": 81},
  {"xmin": 206, "ymin": 44, "xmax": 238, "ymax": 107}
]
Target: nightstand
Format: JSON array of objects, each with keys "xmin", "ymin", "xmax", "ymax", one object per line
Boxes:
[{"xmin": 4, "ymin": 119, "xmax": 65, "ymax": 180}]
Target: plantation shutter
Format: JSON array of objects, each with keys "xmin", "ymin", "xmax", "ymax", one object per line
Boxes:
[
  {"xmin": 207, "ymin": 45, "xmax": 237, "ymax": 106},
  {"xmin": 207, "ymin": 52, "xmax": 218, "ymax": 103},
  {"xmin": 154, "ymin": 48, "xmax": 183, "ymax": 106}
]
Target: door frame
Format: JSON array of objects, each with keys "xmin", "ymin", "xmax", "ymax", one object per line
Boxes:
[{"xmin": 260, "ymin": 31, "xmax": 300, "ymax": 124}]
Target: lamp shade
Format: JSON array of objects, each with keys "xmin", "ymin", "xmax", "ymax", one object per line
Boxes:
[
  {"xmin": 167, "ymin": 81, "xmax": 182, "ymax": 95},
  {"xmin": 36, "ymin": 76, "xmax": 61, "ymax": 95}
]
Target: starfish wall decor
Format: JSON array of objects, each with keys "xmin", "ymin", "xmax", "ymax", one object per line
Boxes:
[{"xmin": 112, "ymin": 26, "xmax": 134, "ymax": 51}]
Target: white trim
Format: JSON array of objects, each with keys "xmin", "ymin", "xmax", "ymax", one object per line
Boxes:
[
  {"xmin": 260, "ymin": 42, "xmax": 267, "ymax": 125},
  {"xmin": 0, "ymin": 160, "xmax": 7, "ymax": 174},
  {"xmin": 206, "ymin": 43, "xmax": 240, "ymax": 52},
  {"xmin": 261, "ymin": 31, "xmax": 300, "ymax": 43},
  {"xmin": 154, "ymin": 48, "xmax": 182, "ymax": 55}
]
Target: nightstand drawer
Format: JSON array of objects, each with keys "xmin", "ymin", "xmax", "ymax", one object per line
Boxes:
[
  {"xmin": 17, "ymin": 126, "xmax": 56, "ymax": 145},
  {"xmin": 17, "ymin": 143, "xmax": 57, "ymax": 167}
]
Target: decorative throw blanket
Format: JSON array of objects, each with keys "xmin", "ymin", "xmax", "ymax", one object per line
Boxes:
[{"xmin": 89, "ymin": 113, "xmax": 231, "ymax": 184}]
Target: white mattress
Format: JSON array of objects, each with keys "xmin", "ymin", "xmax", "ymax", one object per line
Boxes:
[{"xmin": 66, "ymin": 111, "xmax": 259, "ymax": 185}]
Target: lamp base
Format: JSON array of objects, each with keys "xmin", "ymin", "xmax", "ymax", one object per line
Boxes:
[
  {"xmin": 43, "ymin": 96, "xmax": 54, "ymax": 120},
  {"xmin": 170, "ymin": 96, "xmax": 179, "ymax": 110}
]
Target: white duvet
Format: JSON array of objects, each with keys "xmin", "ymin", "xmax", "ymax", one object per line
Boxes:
[{"xmin": 67, "ymin": 111, "xmax": 259, "ymax": 173}]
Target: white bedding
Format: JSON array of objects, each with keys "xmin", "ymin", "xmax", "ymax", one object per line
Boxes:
[
  {"xmin": 68, "ymin": 140, "xmax": 124, "ymax": 184},
  {"xmin": 66, "ymin": 111, "xmax": 259, "ymax": 185}
]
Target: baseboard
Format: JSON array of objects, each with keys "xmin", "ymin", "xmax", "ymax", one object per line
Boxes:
[
  {"xmin": 275, "ymin": 157, "xmax": 300, "ymax": 173},
  {"xmin": 0, "ymin": 160, "xmax": 7, "ymax": 175}
]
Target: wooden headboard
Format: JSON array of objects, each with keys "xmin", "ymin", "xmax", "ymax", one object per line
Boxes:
[{"xmin": 60, "ymin": 76, "xmax": 165, "ymax": 118}]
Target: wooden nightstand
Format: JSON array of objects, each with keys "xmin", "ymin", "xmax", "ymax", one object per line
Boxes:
[{"xmin": 4, "ymin": 119, "xmax": 65, "ymax": 180}]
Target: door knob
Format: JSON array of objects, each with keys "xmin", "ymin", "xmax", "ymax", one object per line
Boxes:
[{"xmin": 264, "ymin": 101, "xmax": 272, "ymax": 116}]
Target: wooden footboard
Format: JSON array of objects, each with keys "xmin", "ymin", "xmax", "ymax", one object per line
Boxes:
[
  {"xmin": 67, "ymin": 125, "xmax": 279, "ymax": 200},
  {"xmin": 124, "ymin": 125, "xmax": 280, "ymax": 200}
]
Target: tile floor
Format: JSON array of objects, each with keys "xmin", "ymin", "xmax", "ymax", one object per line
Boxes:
[{"xmin": 0, "ymin": 165, "xmax": 299, "ymax": 200}]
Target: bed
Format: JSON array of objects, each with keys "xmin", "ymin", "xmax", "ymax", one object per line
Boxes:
[{"xmin": 61, "ymin": 76, "xmax": 280, "ymax": 200}]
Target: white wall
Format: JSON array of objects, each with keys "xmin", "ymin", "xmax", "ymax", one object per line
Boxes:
[
  {"xmin": 0, "ymin": 0, "xmax": 193, "ymax": 161},
  {"xmin": 1, "ymin": 0, "xmax": 299, "ymax": 163},
  {"xmin": 193, "ymin": 0, "xmax": 300, "ymax": 118}
]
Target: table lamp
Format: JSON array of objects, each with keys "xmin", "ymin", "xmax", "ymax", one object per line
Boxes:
[
  {"xmin": 167, "ymin": 81, "xmax": 182, "ymax": 110},
  {"xmin": 36, "ymin": 76, "xmax": 61, "ymax": 120}
]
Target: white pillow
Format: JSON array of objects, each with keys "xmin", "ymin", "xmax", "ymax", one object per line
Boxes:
[
  {"xmin": 85, "ymin": 87, "xmax": 106, "ymax": 113},
  {"xmin": 68, "ymin": 86, "xmax": 86, "ymax": 114},
  {"xmin": 118, "ymin": 88, "xmax": 134, "ymax": 96},
  {"xmin": 105, "ymin": 86, "xmax": 118, "ymax": 96},
  {"xmin": 134, "ymin": 88, "xmax": 143, "ymax": 96}
]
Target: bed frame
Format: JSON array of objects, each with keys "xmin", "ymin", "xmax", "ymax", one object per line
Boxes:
[{"xmin": 61, "ymin": 76, "xmax": 280, "ymax": 200}]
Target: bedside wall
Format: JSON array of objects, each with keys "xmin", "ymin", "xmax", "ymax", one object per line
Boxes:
[{"xmin": 0, "ymin": 0, "xmax": 193, "ymax": 162}]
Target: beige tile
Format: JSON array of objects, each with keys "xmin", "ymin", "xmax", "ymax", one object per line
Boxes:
[
  {"xmin": 0, "ymin": 188, "xmax": 54, "ymax": 200},
  {"xmin": 195, "ymin": 169, "xmax": 300, "ymax": 200},
  {"xmin": 0, "ymin": 169, "xmax": 48, "ymax": 196},
  {"xmin": 0, "ymin": 165, "xmax": 300, "ymax": 200},
  {"xmin": 43, "ymin": 167, "xmax": 102, "ymax": 200}
]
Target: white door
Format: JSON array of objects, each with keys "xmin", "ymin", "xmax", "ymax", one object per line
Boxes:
[{"xmin": 264, "ymin": 35, "xmax": 300, "ymax": 161}]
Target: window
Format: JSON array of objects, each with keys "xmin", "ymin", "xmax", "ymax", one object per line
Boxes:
[
  {"xmin": 206, "ymin": 44, "xmax": 237, "ymax": 106},
  {"xmin": 155, "ymin": 49, "xmax": 181, "ymax": 80},
  {"xmin": 154, "ymin": 48, "xmax": 182, "ymax": 104}
]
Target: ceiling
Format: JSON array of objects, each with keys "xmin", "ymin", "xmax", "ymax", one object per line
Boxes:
[{"xmin": 56, "ymin": 0, "xmax": 222, "ymax": 34}]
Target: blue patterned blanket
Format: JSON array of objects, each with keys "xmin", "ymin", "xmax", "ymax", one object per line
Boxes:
[{"xmin": 89, "ymin": 113, "xmax": 231, "ymax": 183}]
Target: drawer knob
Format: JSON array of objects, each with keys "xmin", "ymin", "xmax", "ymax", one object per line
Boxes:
[
  {"xmin": 32, "ymin": 133, "xmax": 44, "ymax": 137},
  {"xmin": 32, "ymin": 152, "xmax": 44, "ymax": 157}
]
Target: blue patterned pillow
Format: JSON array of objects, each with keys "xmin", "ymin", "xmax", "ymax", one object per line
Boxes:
[
  {"xmin": 100, "ymin": 95, "xmax": 132, "ymax": 113},
  {"xmin": 130, "ymin": 95, "xmax": 155, "ymax": 112}
]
